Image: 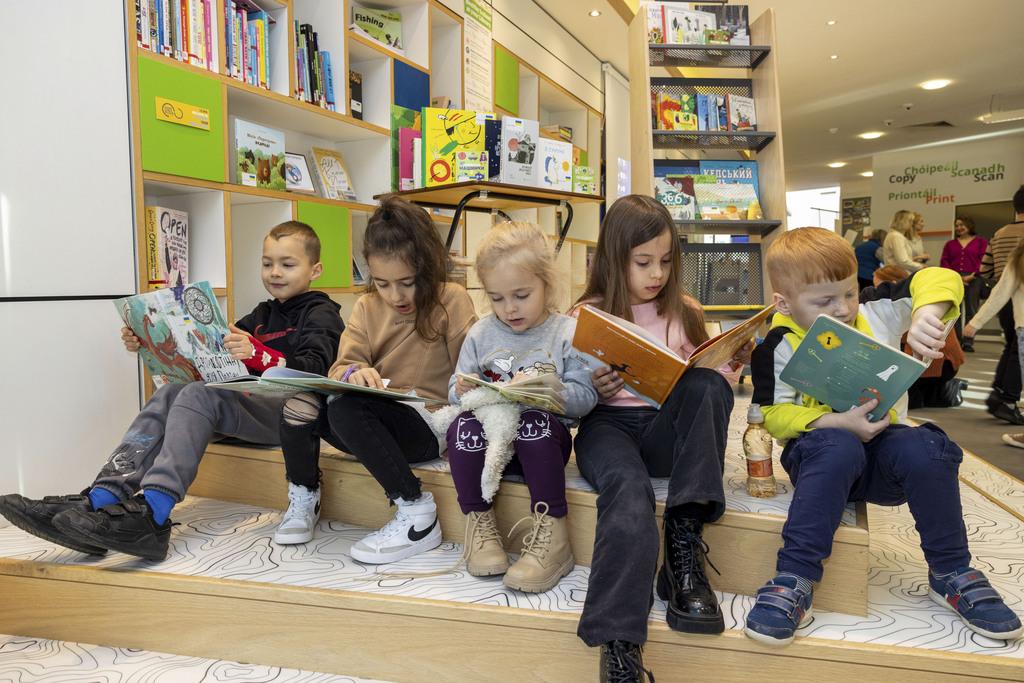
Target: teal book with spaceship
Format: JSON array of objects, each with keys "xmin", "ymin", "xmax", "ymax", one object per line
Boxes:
[{"xmin": 779, "ymin": 315, "xmax": 928, "ymax": 422}]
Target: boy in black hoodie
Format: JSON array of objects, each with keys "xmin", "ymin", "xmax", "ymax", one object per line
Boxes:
[{"xmin": 0, "ymin": 221, "xmax": 344, "ymax": 561}]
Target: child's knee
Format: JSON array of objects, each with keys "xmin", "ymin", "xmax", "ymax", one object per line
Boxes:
[
  {"xmin": 894, "ymin": 425, "xmax": 963, "ymax": 470},
  {"xmin": 447, "ymin": 411, "xmax": 487, "ymax": 452},
  {"xmin": 282, "ymin": 392, "xmax": 321, "ymax": 426},
  {"xmin": 792, "ymin": 428, "xmax": 865, "ymax": 473}
]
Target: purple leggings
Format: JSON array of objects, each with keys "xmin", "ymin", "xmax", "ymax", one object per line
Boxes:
[{"xmin": 446, "ymin": 409, "xmax": 572, "ymax": 517}]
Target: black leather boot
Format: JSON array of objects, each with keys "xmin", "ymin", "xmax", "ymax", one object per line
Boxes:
[
  {"xmin": 656, "ymin": 516, "xmax": 724, "ymax": 634},
  {"xmin": 599, "ymin": 641, "xmax": 654, "ymax": 683}
]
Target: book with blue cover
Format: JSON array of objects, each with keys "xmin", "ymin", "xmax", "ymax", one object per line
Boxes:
[{"xmin": 779, "ymin": 315, "xmax": 931, "ymax": 421}]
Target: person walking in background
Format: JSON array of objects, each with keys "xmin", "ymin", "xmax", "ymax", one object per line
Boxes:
[
  {"xmin": 978, "ymin": 185, "xmax": 1024, "ymax": 426},
  {"xmin": 941, "ymin": 216, "xmax": 988, "ymax": 351},
  {"xmin": 883, "ymin": 210, "xmax": 930, "ymax": 272},
  {"xmin": 855, "ymin": 229, "xmax": 887, "ymax": 290}
]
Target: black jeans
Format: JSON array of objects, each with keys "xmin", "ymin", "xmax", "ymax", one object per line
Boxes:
[
  {"xmin": 573, "ymin": 368, "xmax": 733, "ymax": 647},
  {"xmin": 279, "ymin": 393, "xmax": 438, "ymax": 500},
  {"xmin": 993, "ymin": 301, "xmax": 1021, "ymax": 403}
]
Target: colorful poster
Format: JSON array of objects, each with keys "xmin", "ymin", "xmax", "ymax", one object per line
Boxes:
[{"xmin": 463, "ymin": 0, "xmax": 493, "ymax": 112}]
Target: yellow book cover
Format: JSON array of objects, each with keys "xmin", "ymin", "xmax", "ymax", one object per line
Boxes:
[
  {"xmin": 255, "ymin": 19, "xmax": 267, "ymax": 89},
  {"xmin": 144, "ymin": 207, "xmax": 161, "ymax": 287},
  {"xmin": 421, "ymin": 108, "xmax": 494, "ymax": 187}
]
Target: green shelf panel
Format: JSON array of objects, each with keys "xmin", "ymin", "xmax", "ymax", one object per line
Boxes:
[
  {"xmin": 494, "ymin": 45, "xmax": 519, "ymax": 115},
  {"xmin": 297, "ymin": 201, "xmax": 352, "ymax": 288},
  {"xmin": 137, "ymin": 56, "xmax": 226, "ymax": 182}
]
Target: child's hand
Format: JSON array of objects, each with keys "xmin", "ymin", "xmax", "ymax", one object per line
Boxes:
[
  {"xmin": 348, "ymin": 367, "xmax": 386, "ymax": 390},
  {"xmin": 121, "ymin": 326, "xmax": 141, "ymax": 353},
  {"xmin": 455, "ymin": 373, "xmax": 480, "ymax": 397},
  {"xmin": 814, "ymin": 399, "xmax": 888, "ymax": 442},
  {"xmin": 592, "ymin": 366, "xmax": 624, "ymax": 400},
  {"xmin": 907, "ymin": 305, "xmax": 949, "ymax": 360},
  {"xmin": 964, "ymin": 323, "xmax": 977, "ymax": 338},
  {"xmin": 224, "ymin": 324, "xmax": 255, "ymax": 360},
  {"xmin": 729, "ymin": 340, "xmax": 755, "ymax": 370}
]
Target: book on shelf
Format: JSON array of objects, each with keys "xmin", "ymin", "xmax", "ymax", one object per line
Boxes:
[
  {"xmin": 209, "ymin": 367, "xmax": 431, "ymax": 402},
  {"xmin": 540, "ymin": 124, "xmax": 573, "ymax": 143},
  {"xmin": 412, "ymin": 137, "xmax": 424, "ymax": 188},
  {"xmin": 284, "ymin": 152, "xmax": 317, "ymax": 194},
  {"xmin": 309, "ymin": 147, "xmax": 357, "ymax": 202},
  {"xmin": 646, "ymin": 3, "xmax": 665, "ymax": 44},
  {"xmin": 699, "ymin": 161, "xmax": 760, "ymax": 201},
  {"xmin": 224, "ymin": 2, "xmax": 271, "ymax": 89},
  {"xmin": 456, "ymin": 372, "xmax": 567, "ymax": 414},
  {"xmin": 351, "ymin": 4, "xmax": 404, "ymax": 52},
  {"xmin": 398, "ymin": 127, "xmax": 422, "ymax": 191},
  {"xmin": 654, "ymin": 176, "xmax": 699, "ymax": 221},
  {"xmin": 727, "ymin": 94, "xmax": 757, "ymax": 131},
  {"xmin": 390, "ymin": 105, "xmax": 421, "ymax": 191},
  {"xmin": 431, "ymin": 95, "xmax": 452, "ymax": 108},
  {"xmin": 455, "ymin": 151, "xmax": 488, "ymax": 182},
  {"xmin": 349, "ymin": 70, "xmax": 364, "ymax": 120},
  {"xmin": 484, "ymin": 119, "xmax": 502, "ymax": 181},
  {"xmin": 537, "ymin": 138, "xmax": 573, "ymax": 192},
  {"xmin": 663, "ymin": 6, "xmax": 716, "ymax": 45},
  {"xmin": 779, "ymin": 315, "xmax": 941, "ymax": 422},
  {"xmin": 655, "ymin": 92, "xmax": 697, "ymax": 131},
  {"xmin": 293, "ymin": 23, "xmax": 336, "ymax": 111},
  {"xmin": 233, "ymin": 118, "xmax": 286, "ymax": 190},
  {"xmin": 144, "ymin": 206, "xmax": 189, "ymax": 288},
  {"xmin": 571, "ymin": 303, "xmax": 774, "ymax": 408},
  {"xmin": 692, "ymin": 182, "xmax": 762, "ymax": 220},
  {"xmin": 421, "ymin": 108, "xmax": 495, "ymax": 188},
  {"xmin": 116, "ymin": 281, "xmax": 248, "ymax": 388},
  {"xmin": 498, "ymin": 116, "xmax": 539, "ymax": 186},
  {"xmin": 573, "ymin": 166, "xmax": 596, "ymax": 195},
  {"xmin": 694, "ymin": 4, "xmax": 750, "ymax": 45},
  {"xmin": 136, "ymin": 0, "xmax": 219, "ymax": 73}
]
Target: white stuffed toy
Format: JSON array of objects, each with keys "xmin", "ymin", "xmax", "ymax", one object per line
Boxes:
[{"xmin": 431, "ymin": 387, "xmax": 522, "ymax": 502}]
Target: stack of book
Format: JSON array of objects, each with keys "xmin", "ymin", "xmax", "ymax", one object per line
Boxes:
[
  {"xmin": 654, "ymin": 91, "xmax": 756, "ymax": 132},
  {"xmin": 294, "ymin": 22, "xmax": 336, "ymax": 111},
  {"xmin": 646, "ymin": 3, "xmax": 750, "ymax": 46},
  {"xmin": 654, "ymin": 160, "xmax": 762, "ymax": 221},
  {"xmin": 136, "ymin": 0, "xmax": 219, "ymax": 72},
  {"xmin": 225, "ymin": 1, "xmax": 271, "ymax": 90}
]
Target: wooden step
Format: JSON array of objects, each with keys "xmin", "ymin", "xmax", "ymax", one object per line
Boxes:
[
  {"xmin": 190, "ymin": 441, "xmax": 870, "ymax": 616},
  {"xmin": 0, "ymin": 495, "xmax": 1018, "ymax": 683}
]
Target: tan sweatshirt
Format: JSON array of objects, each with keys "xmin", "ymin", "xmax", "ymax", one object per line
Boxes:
[{"xmin": 329, "ymin": 283, "xmax": 477, "ymax": 402}]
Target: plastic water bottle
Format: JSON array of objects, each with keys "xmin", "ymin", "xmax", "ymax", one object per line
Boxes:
[{"xmin": 743, "ymin": 403, "xmax": 776, "ymax": 498}]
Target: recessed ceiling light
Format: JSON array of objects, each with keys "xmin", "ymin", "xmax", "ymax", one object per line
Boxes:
[
  {"xmin": 826, "ymin": 19, "xmax": 837, "ymax": 26},
  {"xmin": 919, "ymin": 79, "xmax": 952, "ymax": 90},
  {"xmin": 588, "ymin": 9, "xmax": 601, "ymax": 17},
  {"xmin": 858, "ymin": 131, "xmax": 885, "ymax": 139},
  {"xmin": 828, "ymin": 162, "xmax": 847, "ymax": 168},
  {"xmin": 830, "ymin": 54, "xmax": 839, "ymax": 60},
  {"xmin": 860, "ymin": 171, "xmax": 874, "ymax": 177}
]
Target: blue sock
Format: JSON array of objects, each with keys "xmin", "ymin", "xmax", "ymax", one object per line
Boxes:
[
  {"xmin": 143, "ymin": 489, "xmax": 176, "ymax": 525},
  {"xmin": 88, "ymin": 487, "xmax": 119, "ymax": 511}
]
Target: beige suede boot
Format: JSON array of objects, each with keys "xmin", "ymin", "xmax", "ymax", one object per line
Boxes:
[
  {"xmin": 465, "ymin": 509, "xmax": 509, "ymax": 576},
  {"xmin": 503, "ymin": 502, "xmax": 574, "ymax": 593}
]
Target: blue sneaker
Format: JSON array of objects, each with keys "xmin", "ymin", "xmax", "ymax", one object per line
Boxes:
[
  {"xmin": 744, "ymin": 574, "xmax": 814, "ymax": 646},
  {"xmin": 929, "ymin": 568, "xmax": 1023, "ymax": 640}
]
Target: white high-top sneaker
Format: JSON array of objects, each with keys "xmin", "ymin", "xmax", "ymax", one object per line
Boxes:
[
  {"xmin": 349, "ymin": 491, "xmax": 442, "ymax": 564},
  {"xmin": 273, "ymin": 483, "xmax": 321, "ymax": 545}
]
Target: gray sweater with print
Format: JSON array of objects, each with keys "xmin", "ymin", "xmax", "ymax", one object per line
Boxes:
[{"xmin": 447, "ymin": 313, "xmax": 598, "ymax": 419}]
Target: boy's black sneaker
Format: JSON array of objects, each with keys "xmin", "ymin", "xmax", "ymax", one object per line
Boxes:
[
  {"xmin": 52, "ymin": 496, "xmax": 171, "ymax": 562},
  {"xmin": 600, "ymin": 641, "xmax": 654, "ymax": 683},
  {"xmin": 656, "ymin": 516, "xmax": 724, "ymax": 634},
  {"xmin": 0, "ymin": 493, "xmax": 107, "ymax": 555},
  {"xmin": 986, "ymin": 394, "xmax": 1024, "ymax": 425}
]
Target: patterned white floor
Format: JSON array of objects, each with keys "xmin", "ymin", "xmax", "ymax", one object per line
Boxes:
[{"xmin": 0, "ymin": 634, "xmax": 392, "ymax": 683}]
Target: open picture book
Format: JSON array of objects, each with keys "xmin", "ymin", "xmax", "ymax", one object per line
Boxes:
[
  {"xmin": 208, "ymin": 367, "xmax": 428, "ymax": 403},
  {"xmin": 457, "ymin": 372, "xmax": 566, "ymax": 415},
  {"xmin": 779, "ymin": 314, "xmax": 952, "ymax": 422},
  {"xmin": 571, "ymin": 303, "xmax": 775, "ymax": 408}
]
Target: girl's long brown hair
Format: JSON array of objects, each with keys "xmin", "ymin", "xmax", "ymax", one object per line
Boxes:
[
  {"xmin": 364, "ymin": 195, "xmax": 451, "ymax": 341},
  {"xmin": 577, "ymin": 194, "xmax": 709, "ymax": 345}
]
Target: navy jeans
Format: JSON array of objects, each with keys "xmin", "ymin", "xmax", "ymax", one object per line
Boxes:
[{"xmin": 777, "ymin": 423, "xmax": 970, "ymax": 582}]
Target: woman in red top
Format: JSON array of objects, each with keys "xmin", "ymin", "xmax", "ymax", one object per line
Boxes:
[{"xmin": 940, "ymin": 216, "xmax": 988, "ymax": 351}]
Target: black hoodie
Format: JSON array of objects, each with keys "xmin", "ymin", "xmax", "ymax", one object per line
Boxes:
[{"xmin": 235, "ymin": 290, "xmax": 344, "ymax": 376}]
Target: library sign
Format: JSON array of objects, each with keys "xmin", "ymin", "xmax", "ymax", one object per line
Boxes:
[{"xmin": 871, "ymin": 136, "xmax": 1024, "ymax": 231}]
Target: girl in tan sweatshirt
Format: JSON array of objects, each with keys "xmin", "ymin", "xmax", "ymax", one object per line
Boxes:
[{"xmin": 274, "ymin": 196, "xmax": 477, "ymax": 560}]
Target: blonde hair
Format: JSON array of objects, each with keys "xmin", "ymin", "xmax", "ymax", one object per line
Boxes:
[
  {"xmin": 890, "ymin": 210, "xmax": 917, "ymax": 239},
  {"xmin": 475, "ymin": 221, "xmax": 560, "ymax": 310},
  {"xmin": 766, "ymin": 227, "xmax": 858, "ymax": 296}
]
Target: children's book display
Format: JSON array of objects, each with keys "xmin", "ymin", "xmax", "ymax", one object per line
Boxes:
[
  {"xmin": 116, "ymin": 281, "xmax": 248, "ymax": 387},
  {"xmin": 398, "ymin": 127, "xmax": 422, "ymax": 190},
  {"xmin": 144, "ymin": 206, "xmax": 189, "ymax": 288},
  {"xmin": 225, "ymin": 1, "xmax": 271, "ymax": 89},
  {"xmin": 498, "ymin": 116, "xmax": 539, "ymax": 186},
  {"xmin": 779, "ymin": 315, "xmax": 945, "ymax": 422},
  {"xmin": 646, "ymin": 3, "xmax": 750, "ymax": 45},
  {"xmin": 537, "ymin": 138, "xmax": 573, "ymax": 192},
  {"xmin": 310, "ymin": 147, "xmax": 358, "ymax": 201},
  {"xmin": 573, "ymin": 166, "xmax": 596, "ymax": 195},
  {"xmin": 456, "ymin": 372, "xmax": 566, "ymax": 415},
  {"xmin": 572, "ymin": 303, "xmax": 774, "ymax": 407},
  {"xmin": 656, "ymin": 92, "xmax": 756, "ymax": 132},
  {"xmin": 233, "ymin": 118, "xmax": 286, "ymax": 190},
  {"xmin": 209, "ymin": 367, "xmax": 429, "ymax": 402},
  {"xmin": 136, "ymin": 0, "xmax": 221, "ymax": 73},
  {"xmin": 284, "ymin": 152, "xmax": 317, "ymax": 194},
  {"xmin": 294, "ymin": 22, "xmax": 336, "ymax": 111},
  {"xmin": 455, "ymin": 151, "xmax": 488, "ymax": 182},
  {"xmin": 421, "ymin": 108, "xmax": 494, "ymax": 187},
  {"xmin": 350, "ymin": 4, "xmax": 403, "ymax": 53},
  {"xmin": 654, "ymin": 160, "xmax": 762, "ymax": 221}
]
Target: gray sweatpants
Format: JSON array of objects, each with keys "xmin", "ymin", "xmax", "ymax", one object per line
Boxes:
[{"xmin": 92, "ymin": 381, "xmax": 285, "ymax": 502}]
